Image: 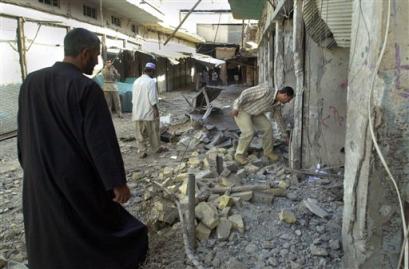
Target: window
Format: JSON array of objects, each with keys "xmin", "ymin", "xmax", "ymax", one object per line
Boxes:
[
  {"xmin": 131, "ymin": 24, "xmax": 138, "ymax": 34},
  {"xmin": 111, "ymin": 16, "xmax": 121, "ymax": 27},
  {"xmin": 38, "ymin": 0, "xmax": 59, "ymax": 7},
  {"xmin": 83, "ymin": 5, "xmax": 97, "ymax": 19}
]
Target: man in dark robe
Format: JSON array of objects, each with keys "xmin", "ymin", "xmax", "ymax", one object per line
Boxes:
[{"xmin": 17, "ymin": 28, "xmax": 148, "ymax": 269}]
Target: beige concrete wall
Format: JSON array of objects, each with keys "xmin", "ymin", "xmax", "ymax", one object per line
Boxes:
[{"xmin": 343, "ymin": 0, "xmax": 409, "ymax": 267}]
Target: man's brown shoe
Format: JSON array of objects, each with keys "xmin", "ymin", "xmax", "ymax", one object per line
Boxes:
[{"xmin": 265, "ymin": 152, "xmax": 279, "ymax": 162}]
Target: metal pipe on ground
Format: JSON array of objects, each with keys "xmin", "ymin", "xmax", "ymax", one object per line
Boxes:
[{"xmin": 187, "ymin": 174, "xmax": 196, "ymax": 250}]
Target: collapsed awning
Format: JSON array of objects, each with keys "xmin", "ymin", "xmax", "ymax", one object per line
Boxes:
[
  {"xmin": 149, "ymin": 48, "xmax": 187, "ymax": 65},
  {"xmin": 188, "ymin": 53, "xmax": 226, "ymax": 67}
]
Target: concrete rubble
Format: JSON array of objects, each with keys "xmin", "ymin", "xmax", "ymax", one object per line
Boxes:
[{"xmin": 0, "ymin": 88, "xmax": 345, "ymax": 268}]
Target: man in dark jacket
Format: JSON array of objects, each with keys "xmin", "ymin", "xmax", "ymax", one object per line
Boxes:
[{"xmin": 17, "ymin": 28, "xmax": 148, "ymax": 269}]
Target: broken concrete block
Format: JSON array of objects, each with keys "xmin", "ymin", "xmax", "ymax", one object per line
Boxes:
[
  {"xmin": 195, "ymin": 202, "xmax": 219, "ymax": 229},
  {"xmin": 218, "ymin": 195, "xmax": 233, "ymax": 209},
  {"xmin": 220, "ymin": 168, "xmax": 231, "ymax": 177},
  {"xmin": 179, "ymin": 178, "xmax": 199, "ymax": 195},
  {"xmin": 231, "ymin": 191, "xmax": 253, "ymax": 201},
  {"xmin": 163, "ymin": 167, "xmax": 174, "ymax": 178},
  {"xmin": 153, "ymin": 200, "xmax": 178, "ymax": 224},
  {"xmin": 208, "ymin": 193, "xmax": 221, "ymax": 202},
  {"xmin": 196, "ymin": 170, "xmax": 216, "ymax": 180},
  {"xmin": 196, "ymin": 222, "xmax": 212, "ymax": 241},
  {"xmin": 303, "ymin": 198, "xmax": 329, "ymax": 218},
  {"xmin": 224, "ymin": 161, "xmax": 239, "ymax": 173},
  {"xmin": 279, "ymin": 210, "xmax": 296, "ymax": 224},
  {"xmin": 310, "ymin": 244, "xmax": 328, "ymax": 256},
  {"xmin": 278, "ymin": 180, "xmax": 289, "ymax": 189},
  {"xmin": 167, "ymin": 184, "xmax": 178, "ymax": 193},
  {"xmin": 236, "ymin": 168, "xmax": 247, "ymax": 179},
  {"xmin": 329, "ymin": 239, "xmax": 340, "ymax": 250},
  {"xmin": 175, "ymin": 173, "xmax": 188, "ymax": 182},
  {"xmin": 220, "ymin": 175, "xmax": 240, "ymax": 187},
  {"xmin": 244, "ymin": 163, "xmax": 260, "ymax": 174},
  {"xmin": 231, "ymin": 197, "xmax": 242, "ymax": 207},
  {"xmin": 252, "ymin": 191, "xmax": 274, "ymax": 204},
  {"xmin": 220, "ymin": 206, "xmax": 231, "ymax": 217},
  {"xmin": 228, "ymin": 214, "xmax": 244, "ymax": 233},
  {"xmin": 175, "ymin": 162, "xmax": 187, "ymax": 173},
  {"xmin": 188, "ymin": 157, "xmax": 203, "ymax": 169},
  {"xmin": 267, "ymin": 188, "xmax": 288, "ymax": 197},
  {"xmin": 132, "ymin": 171, "xmax": 143, "ymax": 181},
  {"xmin": 216, "ymin": 218, "xmax": 232, "ymax": 240},
  {"xmin": 144, "ymin": 186, "xmax": 155, "ymax": 200}
]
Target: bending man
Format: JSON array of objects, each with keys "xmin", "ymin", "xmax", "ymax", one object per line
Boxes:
[{"xmin": 231, "ymin": 84, "xmax": 294, "ymax": 165}]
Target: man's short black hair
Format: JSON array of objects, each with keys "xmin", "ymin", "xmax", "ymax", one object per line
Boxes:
[
  {"xmin": 279, "ymin": 86, "xmax": 295, "ymax": 97},
  {"xmin": 64, "ymin": 28, "xmax": 100, "ymax": 57}
]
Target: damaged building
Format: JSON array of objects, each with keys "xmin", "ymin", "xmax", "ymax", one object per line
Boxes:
[
  {"xmin": 0, "ymin": 0, "xmax": 408, "ymax": 268},
  {"xmin": 229, "ymin": 0, "xmax": 409, "ymax": 267},
  {"xmin": 0, "ymin": 0, "xmax": 224, "ymax": 138}
]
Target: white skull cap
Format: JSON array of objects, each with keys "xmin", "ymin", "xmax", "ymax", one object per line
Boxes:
[{"xmin": 145, "ymin": 62, "xmax": 156, "ymax": 69}]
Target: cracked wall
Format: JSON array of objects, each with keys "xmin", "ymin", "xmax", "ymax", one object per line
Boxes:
[{"xmin": 342, "ymin": 0, "xmax": 409, "ymax": 268}]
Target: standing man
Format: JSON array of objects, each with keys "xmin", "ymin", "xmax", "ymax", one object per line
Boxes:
[
  {"xmin": 211, "ymin": 69, "xmax": 219, "ymax": 85},
  {"xmin": 132, "ymin": 62, "xmax": 161, "ymax": 158},
  {"xmin": 17, "ymin": 28, "xmax": 148, "ymax": 269},
  {"xmin": 231, "ymin": 84, "xmax": 294, "ymax": 165},
  {"xmin": 102, "ymin": 59, "xmax": 123, "ymax": 118}
]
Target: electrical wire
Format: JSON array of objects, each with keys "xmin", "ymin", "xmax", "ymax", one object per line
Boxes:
[
  {"xmin": 213, "ymin": 12, "xmax": 222, "ymax": 43},
  {"xmin": 26, "ymin": 24, "xmax": 41, "ymax": 52},
  {"xmin": 362, "ymin": 0, "xmax": 407, "ymax": 268}
]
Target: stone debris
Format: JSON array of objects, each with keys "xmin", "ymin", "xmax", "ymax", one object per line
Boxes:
[
  {"xmin": 216, "ymin": 218, "xmax": 232, "ymax": 240},
  {"xmin": 228, "ymin": 214, "xmax": 244, "ymax": 233},
  {"xmin": 310, "ymin": 244, "xmax": 329, "ymax": 256},
  {"xmin": 251, "ymin": 191, "xmax": 274, "ymax": 204},
  {"xmin": 231, "ymin": 191, "xmax": 253, "ymax": 201},
  {"xmin": 0, "ymin": 96, "xmax": 345, "ymax": 269},
  {"xmin": 196, "ymin": 223, "xmax": 212, "ymax": 241},
  {"xmin": 279, "ymin": 210, "xmax": 296, "ymax": 224},
  {"xmin": 195, "ymin": 202, "xmax": 219, "ymax": 229},
  {"xmin": 267, "ymin": 188, "xmax": 288, "ymax": 197},
  {"xmin": 153, "ymin": 199, "xmax": 178, "ymax": 225},
  {"xmin": 303, "ymin": 198, "xmax": 329, "ymax": 218},
  {"xmin": 329, "ymin": 239, "xmax": 340, "ymax": 250},
  {"xmin": 217, "ymin": 195, "xmax": 233, "ymax": 209},
  {"xmin": 178, "ymin": 178, "xmax": 199, "ymax": 196}
]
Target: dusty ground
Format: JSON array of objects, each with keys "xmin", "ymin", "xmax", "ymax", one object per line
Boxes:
[{"xmin": 0, "ymin": 85, "xmax": 344, "ymax": 269}]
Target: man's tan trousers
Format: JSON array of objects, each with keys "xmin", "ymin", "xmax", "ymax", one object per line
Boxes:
[
  {"xmin": 135, "ymin": 120, "xmax": 160, "ymax": 156},
  {"xmin": 104, "ymin": 89, "xmax": 122, "ymax": 116},
  {"xmin": 234, "ymin": 110, "xmax": 273, "ymax": 157}
]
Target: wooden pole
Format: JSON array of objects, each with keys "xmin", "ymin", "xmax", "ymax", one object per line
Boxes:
[
  {"xmin": 241, "ymin": 19, "xmax": 245, "ymax": 48},
  {"xmin": 163, "ymin": 0, "xmax": 202, "ymax": 46},
  {"xmin": 17, "ymin": 17, "xmax": 27, "ymax": 81},
  {"xmin": 210, "ymin": 183, "xmax": 271, "ymax": 194},
  {"xmin": 290, "ymin": 0, "xmax": 305, "ymax": 181},
  {"xmin": 187, "ymin": 174, "xmax": 196, "ymax": 249}
]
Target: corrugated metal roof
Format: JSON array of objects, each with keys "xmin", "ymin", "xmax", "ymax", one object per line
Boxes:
[
  {"xmin": 303, "ymin": 0, "xmax": 337, "ymax": 48},
  {"xmin": 316, "ymin": 0, "xmax": 353, "ymax": 47}
]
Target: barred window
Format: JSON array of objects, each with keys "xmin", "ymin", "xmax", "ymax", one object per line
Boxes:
[
  {"xmin": 83, "ymin": 5, "xmax": 97, "ymax": 19},
  {"xmin": 38, "ymin": 0, "xmax": 59, "ymax": 7},
  {"xmin": 131, "ymin": 24, "xmax": 138, "ymax": 34},
  {"xmin": 111, "ymin": 16, "xmax": 121, "ymax": 27}
]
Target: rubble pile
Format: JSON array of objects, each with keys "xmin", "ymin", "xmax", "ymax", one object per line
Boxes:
[{"xmin": 135, "ymin": 121, "xmax": 344, "ymax": 269}]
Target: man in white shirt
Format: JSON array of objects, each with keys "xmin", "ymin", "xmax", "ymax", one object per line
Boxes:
[{"xmin": 132, "ymin": 62, "xmax": 160, "ymax": 158}]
